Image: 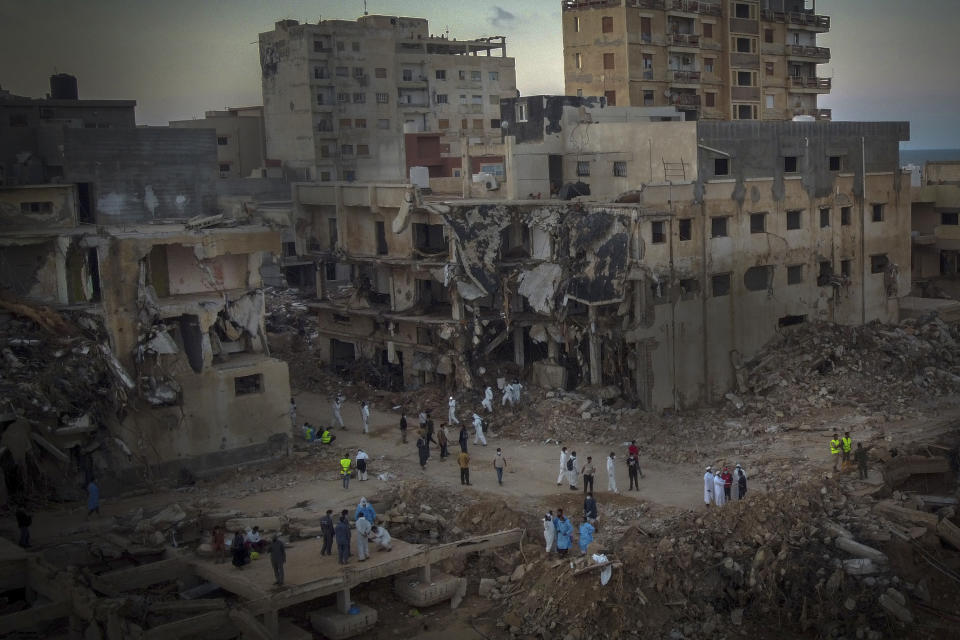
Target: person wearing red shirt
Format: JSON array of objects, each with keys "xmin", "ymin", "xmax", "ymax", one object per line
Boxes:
[
  {"xmin": 721, "ymin": 467, "xmax": 733, "ymax": 501},
  {"xmin": 628, "ymin": 440, "xmax": 639, "ymax": 458}
]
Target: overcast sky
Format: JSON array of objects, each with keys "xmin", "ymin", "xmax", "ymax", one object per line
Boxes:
[{"xmin": 1, "ymin": 0, "xmax": 957, "ymax": 149}]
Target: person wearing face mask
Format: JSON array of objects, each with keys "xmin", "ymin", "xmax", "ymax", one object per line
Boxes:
[{"xmin": 493, "ymin": 448, "xmax": 507, "ymax": 485}]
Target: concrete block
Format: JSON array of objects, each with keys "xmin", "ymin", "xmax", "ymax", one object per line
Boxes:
[
  {"xmin": 394, "ymin": 572, "xmax": 462, "ymax": 608},
  {"xmin": 309, "ymin": 604, "xmax": 378, "ymax": 640}
]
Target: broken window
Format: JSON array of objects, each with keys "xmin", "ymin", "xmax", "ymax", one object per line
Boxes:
[
  {"xmin": 786, "ymin": 209, "xmax": 802, "ymax": 230},
  {"xmin": 375, "ymin": 221, "xmax": 388, "ymax": 255},
  {"xmin": 679, "ymin": 218, "xmax": 692, "ymax": 241},
  {"xmin": 818, "ymin": 261, "xmax": 833, "ymax": 286},
  {"xmin": 417, "ymin": 326, "xmax": 435, "ymax": 346},
  {"xmin": 413, "ymin": 223, "xmax": 446, "ymax": 256},
  {"xmin": 613, "ymin": 161, "xmax": 627, "ymax": 177},
  {"xmin": 784, "ymin": 156, "xmax": 798, "ymax": 173},
  {"xmin": 576, "ymin": 161, "xmax": 590, "ymax": 177},
  {"xmin": 870, "ymin": 254, "xmax": 889, "ymax": 274},
  {"xmin": 714, "ymin": 158, "xmax": 729, "ymax": 176},
  {"xmin": 841, "ymin": 206, "xmax": 851, "ymax": 226},
  {"xmin": 744, "ymin": 265, "xmax": 773, "ymax": 292},
  {"xmin": 234, "ymin": 374, "xmax": 263, "ymax": 396},
  {"xmin": 750, "ymin": 212, "xmax": 766, "ymax": 234},
  {"xmin": 820, "ymin": 207, "xmax": 831, "ymax": 228},
  {"xmin": 787, "ymin": 264, "xmax": 803, "ymax": 284},
  {"xmin": 500, "ymin": 222, "xmax": 531, "ymax": 258},
  {"xmin": 942, "ymin": 212, "xmax": 959, "ymax": 225},
  {"xmin": 829, "ymin": 155, "xmax": 842, "ymax": 171},
  {"xmin": 711, "ymin": 217, "xmax": 728, "ymax": 238},
  {"xmin": 679, "ymin": 278, "xmax": 699, "ymax": 300},
  {"xmin": 711, "ymin": 273, "xmax": 731, "ymax": 297},
  {"xmin": 651, "ymin": 221, "xmax": 666, "ymax": 244},
  {"xmin": 841, "ymin": 259, "xmax": 852, "ymax": 278},
  {"xmin": 872, "ymin": 204, "xmax": 885, "ymax": 222},
  {"xmin": 778, "ymin": 315, "xmax": 806, "ymax": 327}
]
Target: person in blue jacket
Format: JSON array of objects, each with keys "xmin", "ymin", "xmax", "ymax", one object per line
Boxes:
[
  {"xmin": 554, "ymin": 509, "xmax": 574, "ymax": 557},
  {"xmin": 355, "ymin": 497, "xmax": 376, "ymax": 524},
  {"xmin": 578, "ymin": 518, "xmax": 595, "ymax": 555}
]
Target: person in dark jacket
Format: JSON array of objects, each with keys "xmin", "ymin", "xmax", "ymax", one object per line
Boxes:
[
  {"xmin": 16, "ymin": 508, "xmax": 31, "ymax": 548},
  {"xmin": 737, "ymin": 466, "xmax": 748, "ymax": 499},
  {"xmin": 320, "ymin": 509, "xmax": 335, "ymax": 556},
  {"xmin": 583, "ymin": 493, "xmax": 598, "ymax": 520},
  {"xmin": 399, "ymin": 412, "xmax": 408, "ymax": 443},
  {"xmin": 438, "ymin": 425, "xmax": 449, "ymax": 458},
  {"xmin": 231, "ymin": 530, "xmax": 249, "ymax": 568},
  {"xmin": 269, "ymin": 536, "xmax": 286, "ymax": 586},
  {"xmin": 458, "ymin": 425, "xmax": 469, "ymax": 453},
  {"xmin": 335, "ymin": 516, "xmax": 352, "ymax": 565},
  {"xmin": 417, "ymin": 435, "xmax": 430, "ymax": 469}
]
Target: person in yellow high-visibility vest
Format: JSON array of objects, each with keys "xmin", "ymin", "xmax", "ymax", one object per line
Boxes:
[
  {"xmin": 829, "ymin": 433, "xmax": 842, "ymax": 471},
  {"xmin": 841, "ymin": 432, "xmax": 852, "ymax": 468},
  {"xmin": 321, "ymin": 428, "xmax": 335, "ymax": 445},
  {"xmin": 339, "ymin": 454, "xmax": 352, "ymax": 489}
]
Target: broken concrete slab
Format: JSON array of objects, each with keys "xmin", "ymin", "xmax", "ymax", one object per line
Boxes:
[
  {"xmin": 882, "ymin": 455, "xmax": 950, "ymax": 487},
  {"xmin": 834, "ymin": 537, "xmax": 887, "ymax": 564}
]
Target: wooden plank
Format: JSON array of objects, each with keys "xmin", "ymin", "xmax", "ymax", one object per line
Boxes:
[
  {"xmin": 0, "ymin": 600, "xmax": 70, "ymax": 634},
  {"xmin": 143, "ymin": 610, "xmax": 231, "ymax": 640},
  {"xmin": 96, "ymin": 558, "xmax": 189, "ymax": 592}
]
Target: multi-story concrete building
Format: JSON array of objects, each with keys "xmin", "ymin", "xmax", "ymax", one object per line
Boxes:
[
  {"xmin": 911, "ymin": 161, "xmax": 960, "ymax": 282},
  {"xmin": 561, "ymin": 0, "xmax": 831, "ymax": 121},
  {"xmin": 170, "ymin": 106, "xmax": 267, "ymax": 179},
  {"xmin": 291, "ymin": 110, "xmax": 910, "ymax": 409},
  {"xmin": 259, "ymin": 15, "xmax": 516, "ymax": 183}
]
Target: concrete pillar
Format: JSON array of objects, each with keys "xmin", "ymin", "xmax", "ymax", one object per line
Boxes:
[
  {"xmin": 513, "ymin": 325, "xmax": 525, "ymax": 367},
  {"xmin": 588, "ymin": 306, "xmax": 602, "ymax": 386},
  {"xmin": 336, "ymin": 588, "xmax": 352, "ymax": 615},
  {"xmin": 316, "ymin": 262, "xmax": 326, "ymax": 300},
  {"xmin": 419, "ymin": 562, "xmax": 432, "ymax": 583}
]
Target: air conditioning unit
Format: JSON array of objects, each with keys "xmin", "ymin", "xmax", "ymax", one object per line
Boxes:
[{"xmin": 472, "ymin": 172, "xmax": 499, "ymax": 190}]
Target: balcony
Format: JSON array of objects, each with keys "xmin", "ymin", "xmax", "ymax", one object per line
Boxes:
[
  {"xmin": 729, "ymin": 17, "xmax": 759, "ymax": 35},
  {"xmin": 761, "ymin": 9, "xmax": 830, "ymax": 31},
  {"xmin": 561, "ymin": 0, "xmax": 622, "ymax": 10},
  {"xmin": 668, "ymin": 0, "xmax": 721, "ymax": 16},
  {"xmin": 672, "ymin": 69, "xmax": 701, "ymax": 84},
  {"xmin": 667, "ymin": 33, "xmax": 700, "ymax": 49},
  {"xmin": 791, "ymin": 107, "xmax": 832, "ymax": 120},
  {"xmin": 673, "ymin": 93, "xmax": 701, "ymax": 106},
  {"xmin": 788, "ymin": 76, "xmax": 832, "ymax": 93},
  {"xmin": 730, "ymin": 52, "xmax": 760, "ymax": 68},
  {"xmin": 786, "ymin": 44, "xmax": 831, "ymax": 61},
  {"xmin": 731, "ymin": 86, "xmax": 760, "ymax": 101}
]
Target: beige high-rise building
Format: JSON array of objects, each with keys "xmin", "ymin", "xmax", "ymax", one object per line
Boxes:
[
  {"xmin": 561, "ymin": 0, "xmax": 831, "ymax": 121},
  {"xmin": 259, "ymin": 15, "xmax": 516, "ymax": 183}
]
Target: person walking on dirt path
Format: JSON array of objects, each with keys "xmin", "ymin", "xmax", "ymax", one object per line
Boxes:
[
  {"xmin": 270, "ymin": 535, "xmax": 286, "ymax": 586},
  {"xmin": 320, "ymin": 510, "xmax": 335, "ymax": 556},
  {"xmin": 557, "ymin": 447, "xmax": 570, "ymax": 486},
  {"xmin": 737, "ymin": 466, "xmax": 748, "ymax": 499},
  {"xmin": 721, "ymin": 467, "xmax": 733, "ymax": 501},
  {"xmin": 554, "ymin": 510, "xmax": 573, "ymax": 557},
  {"xmin": 581, "ymin": 456, "xmax": 596, "ymax": 495},
  {"xmin": 355, "ymin": 497, "xmax": 376, "ymax": 524},
  {"xmin": 355, "ymin": 513, "xmax": 371, "ymax": 562},
  {"xmin": 713, "ymin": 470, "xmax": 726, "ymax": 507},
  {"xmin": 482, "ymin": 386, "xmax": 494, "ymax": 413},
  {"xmin": 425, "ymin": 416, "xmax": 438, "ymax": 450},
  {"xmin": 566, "ymin": 452, "xmax": 579, "ymax": 490},
  {"xmin": 854, "ymin": 443, "xmax": 869, "ymax": 479},
  {"xmin": 333, "ymin": 392, "xmax": 345, "ymax": 429},
  {"xmin": 494, "ymin": 448, "xmax": 506, "ymax": 485},
  {"xmin": 627, "ymin": 454, "xmax": 640, "ymax": 490},
  {"xmin": 458, "ymin": 425, "xmax": 469, "ymax": 453},
  {"xmin": 842, "ymin": 432, "xmax": 853, "ymax": 468},
  {"xmin": 86, "ymin": 478, "xmax": 100, "ymax": 519},
  {"xmin": 438, "ymin": 424, "xmax": 449, "ymax": 458},
  {"xmin": 472, "ymin": 413, "xmax": 487, "ymax": 446},
  {"xmin": 543, "ymin": 512, "xmax": 556, "ymax": 553},
  {"xmin": 339, "ymin": 453, "xmax": 352, "ymax": 489},
  {"xmin": 448, "ymin": 396, "xmax": 460, "ymax": 425},
  {"xmin": 457, "ymin": 449, "xmax": 471, "ymax": 485},
  {"xmin": 417, "ymin": 435, "xmax": 430, "ymax": 469},
  {"xmin": 584, "ymin": 492, "xmax": 598, "ymax": 520},
  {"xmin": 335, "ymin": 516, "xmax": 351, "ymax": 565},
  {"xmin": 400, "ymin": 412, "xmax": 408, "ymax": 443},
  {"xmin": 356, "ymin": 448, "xmax": 369, "ymax": 481},
  {"xmin": 830, "ymin": 433, "xmax": 841, "ymax": 471},
  {"xmin": 606, "ymin": 452, "xmax": 619, "ymax": 494},
  {"xmin": 578, "ymin": 518, "xmax": 595, "ymax": 555},
  {"xmin": 360, "ymin": 401, "xmax": 371, "ymax": 434},
  {"xmin": 289, "ymin": 398, "xmax": 297, "ymax": 430},
  {"xmin": 703, "ymin": 467, "xmax": 714, "ymax": 507}
]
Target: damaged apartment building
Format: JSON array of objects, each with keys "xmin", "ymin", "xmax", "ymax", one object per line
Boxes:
[
  {"xmin": 0, "ymin": 76, "xmax": 290, "ymax": 491},
  {"xmin": 296, "ymin": 95, "xmax": 910, "ymax": 410}
]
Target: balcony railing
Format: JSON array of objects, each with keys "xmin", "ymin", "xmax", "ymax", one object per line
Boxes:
[
  {"xmin": 761, "ymin": 9, "xmax": 830, "ymax": 30},
  {"xmin": 631, "ymin": 0, "xmax": 665, "ymax": 8},
  {"xmin": 668, "ymin": 0, "xmax": 721, "ymax": 15},
  {"xmin": 789, "ymin": 76, "xmax": 832, "ymax": 90},
  {"xmin": 562, "ymin": 0, "xmax": 622, "ymax": 10},
  {"xmin": 673, "ymin": 93, "xmax": 701, "ymax": 106},
  {"xmin": 672, "ymin": 70, "xmax": 701, "ymax": 83},
  {"xmin": 786, "ymin": 44, "xmax": 831, "ymax": 59},
  {"xmin": 792, "ymin": 107, "xmax": 832, "ymax": 120},
  {"xmin": 668, "ymin": 33, "xmax": 700, "ymax": 47}
]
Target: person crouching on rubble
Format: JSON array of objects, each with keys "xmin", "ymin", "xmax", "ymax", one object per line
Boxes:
[{"xmin": 369, "ymin": 525, "xmax": 393, "ymax": 552}]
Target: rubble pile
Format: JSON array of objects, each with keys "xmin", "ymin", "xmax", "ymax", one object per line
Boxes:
[
  {"xmin": 502, "ymin": 478, "xmax": 960, "ymax": 640},
  {"xmin": 741, "ymin": 315, "xmax": 960, "ymax": 418}
]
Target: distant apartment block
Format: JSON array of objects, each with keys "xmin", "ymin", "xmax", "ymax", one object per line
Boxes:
[
  {"xmin": 561, "ymin": 0, "xmax": 831, "ymax": 121},
  {"xmin": 171, "ymin": 106, "xmax": 267, "ymax": 178},
  {"xmin": 259, "ymin": 15, "xmax": 516, "ymax": 182}
]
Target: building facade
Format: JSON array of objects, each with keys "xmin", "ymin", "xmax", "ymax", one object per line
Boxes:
[
  {"xmin": 259, "ymin": 15, "xmax": 516, "ymax": 183},
  {"xmin": 911, "ymin": 161, "xmax": 960, "ymax": 282},
  {"xmin": 561, "ymin": 0, "xmax": 831, "ymax": 121},
  {"xmin": 171, "ymin": 106, "xmax": 267, "ymax": 179}
]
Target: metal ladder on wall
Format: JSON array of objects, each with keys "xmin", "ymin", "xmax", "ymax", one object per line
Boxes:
[{"xmin": 663, "ymin": 156, "xmax": 686, "ymax": 182}]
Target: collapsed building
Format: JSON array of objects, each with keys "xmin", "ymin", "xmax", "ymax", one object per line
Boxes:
[
  {"xmin": 294, "ymin": 98, "xmax": 910, "ymax": 409},
  {"xmin": 0, "ymin": 78, "xmax": 290, "ymax": 494}
]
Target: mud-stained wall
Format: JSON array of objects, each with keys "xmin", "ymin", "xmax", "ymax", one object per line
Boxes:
[{"xmin": 0, "ymin": 184, "xmax": 77, "ymax": 231}]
